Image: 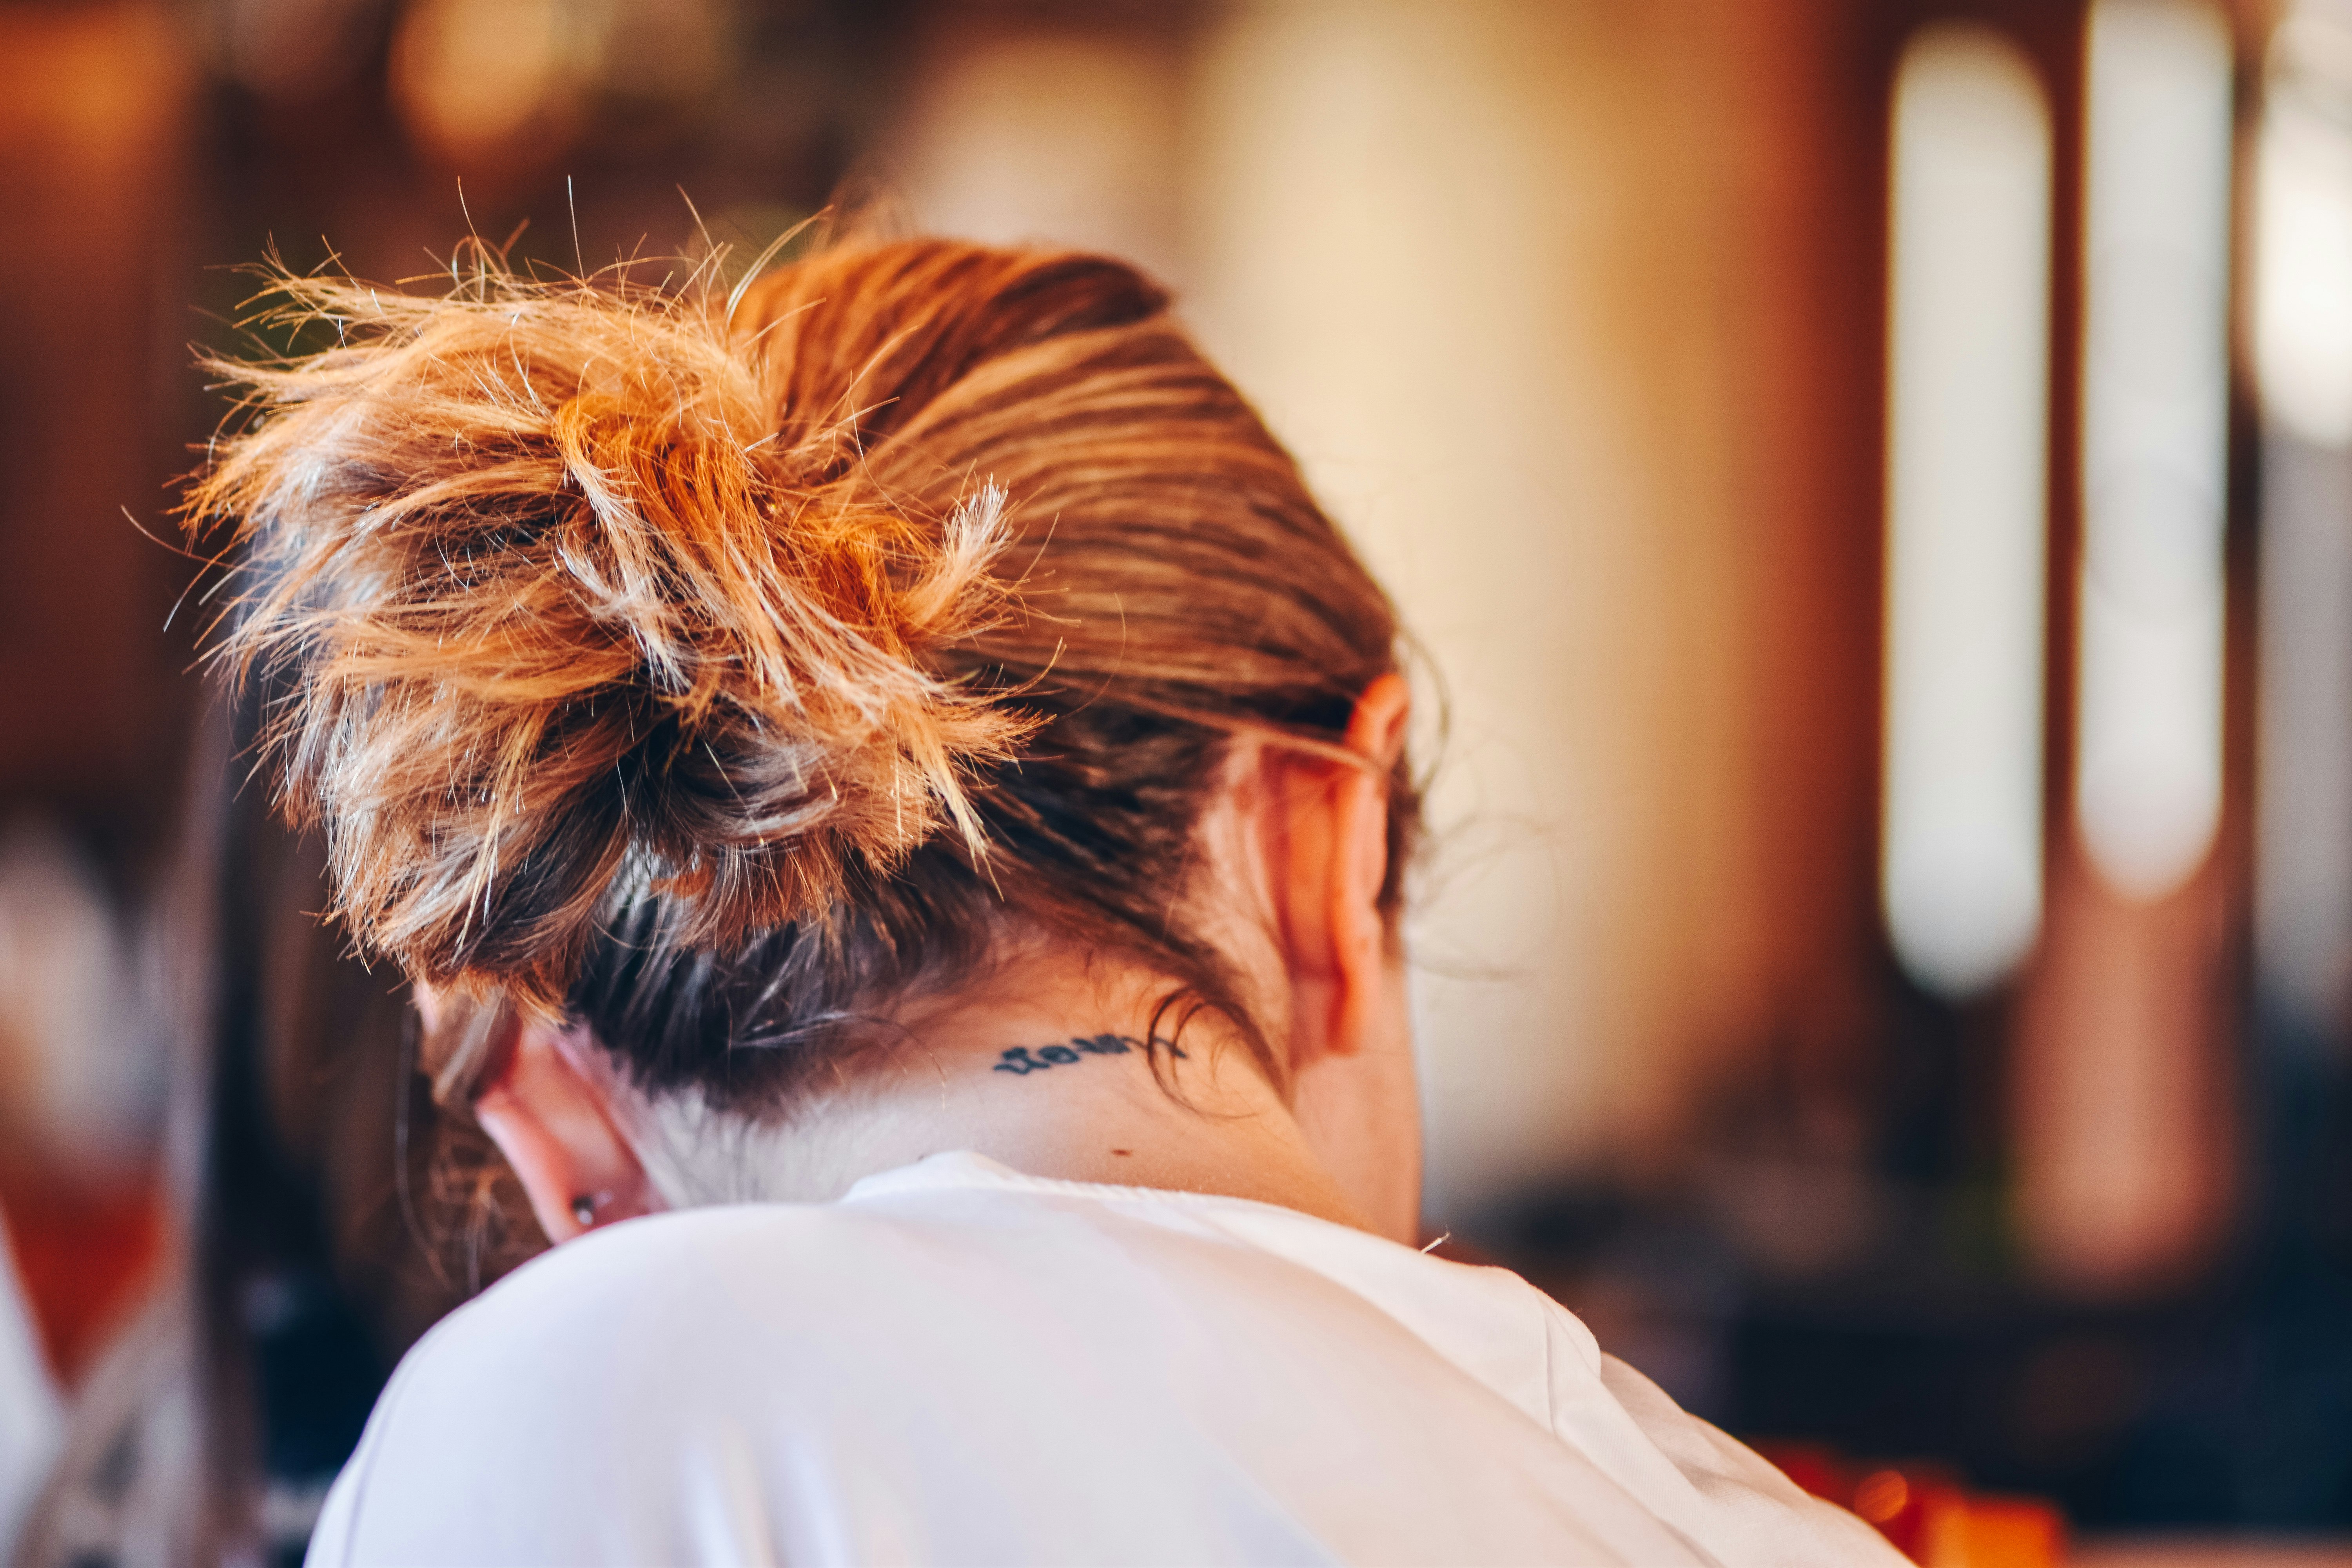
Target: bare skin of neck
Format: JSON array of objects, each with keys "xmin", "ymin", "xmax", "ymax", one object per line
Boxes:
[{"xmin": 618, "ymin": 946, "xmax": 1373, "ymax": 1234}]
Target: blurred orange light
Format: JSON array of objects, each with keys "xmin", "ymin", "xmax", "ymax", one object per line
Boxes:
[
  {"xmin": 1855, "ymin": 1468, "xmax": 1912, "ymax": 1525},
  {"xmin": 390, "ymin": 0, "xmax": 570, "ymax": 169}
]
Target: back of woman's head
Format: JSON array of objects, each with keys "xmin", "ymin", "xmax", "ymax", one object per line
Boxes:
[{"xmin": 189, "ymin": 236, "xmax": 1416, "ymax": 1112}]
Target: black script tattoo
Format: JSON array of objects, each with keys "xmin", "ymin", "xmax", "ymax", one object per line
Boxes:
[{"xmin": 992, "ymin": 1032, "xmax": 1188, "ymax": 1076}]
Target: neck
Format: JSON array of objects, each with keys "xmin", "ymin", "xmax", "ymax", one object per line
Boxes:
[{"xmin": 621, "ymin": 949, "xmax": 1370, "ymax": 1233}]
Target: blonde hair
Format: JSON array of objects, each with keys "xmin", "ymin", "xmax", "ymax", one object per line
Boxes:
[{"xmin": 189, "ymin": 238, "xmax": 1415, "ymax": 1107}]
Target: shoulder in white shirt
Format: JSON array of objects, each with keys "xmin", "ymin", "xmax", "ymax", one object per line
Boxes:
[{"xmin": 307, "ymin": 1152, "xmax": 1902, "ymax": 1567}]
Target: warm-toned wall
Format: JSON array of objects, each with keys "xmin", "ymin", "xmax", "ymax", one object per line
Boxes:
[{"xmin": 0, "ymin": 5, "xmax": 198, "ymax": 839}]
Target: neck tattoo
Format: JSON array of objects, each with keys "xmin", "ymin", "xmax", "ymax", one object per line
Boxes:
[{"xmin": 991, "ymin": 1032, "xmax": 1189, "ymax": 1078}]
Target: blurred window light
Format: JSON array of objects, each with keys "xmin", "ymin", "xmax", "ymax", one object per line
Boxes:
[
  {"xmin": 2074, "ymin": 0, "xmax": 2234, "ymax": 901},
  {"xmin": 2256, "ymin": 7, "xmax": 2352, "ymax": 1023},
  {"xmin": 2256, "ymin": 15, "xmax": 2352, "ymax": 448},
  {"xmin": 2256, "ymin": 436, "xmax": 2352, "ymax": 1020},
  {"xmin": 1882, "ymin": 25, "xmax": 2054, "ymax": 998}
]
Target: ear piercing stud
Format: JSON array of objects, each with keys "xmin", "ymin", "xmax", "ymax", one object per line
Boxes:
[{"xmin": 570, "ymin": 1192, "xmax": 606, "ymax": 1229}]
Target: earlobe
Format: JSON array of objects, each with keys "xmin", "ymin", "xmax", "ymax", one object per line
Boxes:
[{"xmin": 469, "ymin": 1016, "xmax": 659, "ymax": 1244}]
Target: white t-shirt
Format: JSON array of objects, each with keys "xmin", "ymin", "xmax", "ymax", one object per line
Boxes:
[{"xmin": 308, "ymin": 1152, "xmax": 1900, "ymax": 1566}]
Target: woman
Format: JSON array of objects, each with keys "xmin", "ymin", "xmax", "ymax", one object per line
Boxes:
[{"xmin": 190, "ymin": 236, "xmax": 1899, "ymax": 1565}]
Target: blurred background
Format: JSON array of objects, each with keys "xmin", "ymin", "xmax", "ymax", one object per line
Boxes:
[{"xmin": 2, "ymin": 0, "xmax": 2348, "ymax": 1559}]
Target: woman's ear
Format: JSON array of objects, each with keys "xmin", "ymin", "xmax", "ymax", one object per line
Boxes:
[
  {"xmin": 1271, "ymin": 672, "xmax": 1412, "ymax": 1066},
  {"xmin": 469, "ymin": 1015, "xmax": 659, "ymax": 1243},
  {"xmin": 1330, "ymin": 672, "xmax": 1412, "ymax": 1017},
  {"xmin": 1273, "ymin": 672, "xmax": 1421, "ymax": 1242}
]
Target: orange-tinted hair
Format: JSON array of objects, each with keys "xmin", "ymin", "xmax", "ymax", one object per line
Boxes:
[{"xmin": 189, "ymin": 237, "xmax": 1416, "ymax": 1107}]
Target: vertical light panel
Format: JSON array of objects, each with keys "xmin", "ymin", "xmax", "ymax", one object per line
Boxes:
[
  {"xmin": 2255, "ymin": 15, "xmax": 2352, "ymax": 450},
  {"xmin": 2076, "ymin": 0, "xmax": 2234, "ymax": 901},
  {"xmin": 2256, "ymin": 13, "xmax": 2352, "ymax": 1025},
  {"xmin": 1883, "ymin": 26, "xmax": 2054, "ymax": 997}
]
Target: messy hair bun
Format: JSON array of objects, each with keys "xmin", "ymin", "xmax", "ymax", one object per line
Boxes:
[
  {"xmin": 191, "ymin": 237, "xmax": 1415, "ymax": 1098},
  {"xmin": 191, "ymin": 253, "xmax": 1032, "ymax": 1011}
]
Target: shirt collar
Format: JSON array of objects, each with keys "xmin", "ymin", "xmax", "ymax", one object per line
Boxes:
[{"xmin": 841, "ymin": 1149, "xmax": 1590, "ymax": 1434}]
